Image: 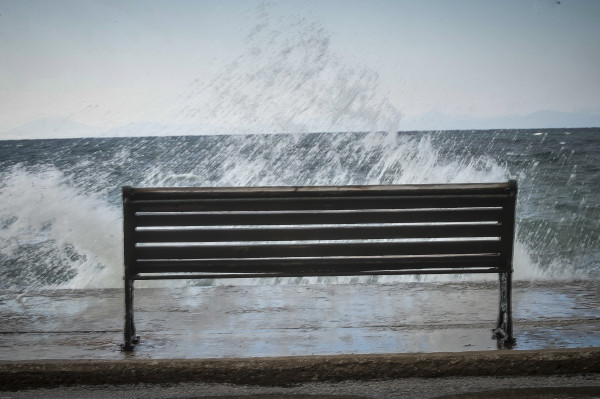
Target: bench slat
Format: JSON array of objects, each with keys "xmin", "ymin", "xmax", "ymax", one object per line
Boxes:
[
  {"xmin": 133, "ymin": 254, "xmax": 503, "ymax": 274},
  {"xmin": 129, "ymin": 195, "xmax": 510, "ymax": 212},
  {"xmin": 134, "ymin": 208, "xmax": 503, "ymax": 227},
  {"xmin": 135, "ymin": 223, "xmax": 502, "ymax": 243},
  {"xmin": 128, "ymin": 182, "xmax": 513, "ymax": 200},
  {"xmin": 135, "ymin": 240, "xmax": 502, "ymax": 260},
  {"xmin": 131, "ymin": 267, "xmax": 503, "ymax": 279}
]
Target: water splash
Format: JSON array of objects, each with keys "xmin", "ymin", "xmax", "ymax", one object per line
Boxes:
[
  {"xmin": 0, "ymin": 165, "xmax": 122, "ymax": 289},
  {"xmin": 2, "ymin": 131, "xmax": 584, "ymax": 289},
  {"xmin": 170, "ymin": 5, "xmax": 402, "ymax": 135}
]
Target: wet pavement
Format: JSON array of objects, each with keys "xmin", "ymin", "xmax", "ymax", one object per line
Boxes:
[{"xmin": 1, "ymin": 280, "xmax": 599, "ymax": 360}]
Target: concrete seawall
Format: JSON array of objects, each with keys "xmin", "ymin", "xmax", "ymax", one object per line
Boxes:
[{"xmin": 2, "ymin": 348, "xmax": 599, "ymax": 389}]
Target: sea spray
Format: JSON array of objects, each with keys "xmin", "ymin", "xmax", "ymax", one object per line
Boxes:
[
  {"xmin": 167, "ymin": 5, "xmax": 402, "ymax": 135},
  {"xmin": 0, "ymin": 165, "xmax": 122, "ymax": 289},
  {"xmin": 4, "ymin": 130, "xmax": 595, "ymax": 289}
]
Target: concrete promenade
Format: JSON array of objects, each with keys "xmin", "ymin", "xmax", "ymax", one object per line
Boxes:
[{"xmin": 1, "ymin": 280, "xmax": 599, "ymax": 394}]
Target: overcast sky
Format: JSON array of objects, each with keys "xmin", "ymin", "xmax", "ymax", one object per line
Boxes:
[{"xmin": 1, "ymin": 0, "xmax": 599, "ymax": 138}]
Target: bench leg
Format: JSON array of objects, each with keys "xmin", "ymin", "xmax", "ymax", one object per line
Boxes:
[
  {"xmin": 122, "ymin": 278, "xmax": 140, "ymax": 351},
  {"xmin": 493, "ymin": 271, "xmax": 516, "ymax": 348}
]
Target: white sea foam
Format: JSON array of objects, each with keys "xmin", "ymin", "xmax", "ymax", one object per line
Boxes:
[{"xmin": 0, "ymin": 165, "xmax": 122, "ymax": 289}]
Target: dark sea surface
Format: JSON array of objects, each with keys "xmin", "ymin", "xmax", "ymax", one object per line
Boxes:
[{"xmin": 0, "ymin": 128, "xmax": 598, "ymax": 289}]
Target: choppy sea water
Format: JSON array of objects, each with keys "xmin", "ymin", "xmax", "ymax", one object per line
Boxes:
[{"xmin": 0, "ymin": 128, "xmax": 598, "ymax": 289}]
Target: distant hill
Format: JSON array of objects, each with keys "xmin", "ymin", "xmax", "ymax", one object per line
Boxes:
[
  {"xmin": 2, "ymin": 110, "xmax": 599, "ymax": 140},
  {"xmin": 399, "ymin": 110, "xmax": 600, "ymax": 131},
  {"xmin": 0, "ymin": 117, "xmax": 102, "ymax": 140},
  {"xmin": 0, "ymin": 118, "xmax": 232, "ymax": 140}
]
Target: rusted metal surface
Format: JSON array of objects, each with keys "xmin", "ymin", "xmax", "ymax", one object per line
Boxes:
[
  {"xmin": 122, "ymin": 181, "xmax": 517, "ymax": 350},
  {"xmin": 494, "ymin": 271, "xmax": 516, "ymax": 348}
]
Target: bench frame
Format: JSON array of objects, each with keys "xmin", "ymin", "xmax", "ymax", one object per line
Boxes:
[{"xmin": 122, "ymin": 181, "xmax": 517, "ymax": 351}]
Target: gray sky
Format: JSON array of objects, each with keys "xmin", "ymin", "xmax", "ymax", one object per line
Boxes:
[{"xmin": 1, "ymin": 0, "xmax": 599, "ymax": 138}]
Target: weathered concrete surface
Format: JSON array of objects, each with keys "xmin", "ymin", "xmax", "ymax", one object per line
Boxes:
[
  {"xmin": 1, "ymin": 281, "xmax": 599, "ymax": 393},
  {"xmin": 1, "ymin": 348, "xmax": 599, "ymax": 389},
  {"xmin": 3, "ymin": 375, "xmax": 600, "ymax": 399},
  {"xmin": 2, "ymin": 281, "xmax": 599, "ymax": 361}
]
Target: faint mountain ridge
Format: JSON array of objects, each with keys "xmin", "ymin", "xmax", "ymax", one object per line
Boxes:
[
  {"xmin": 399, "ymin": 109, "xmax": 600, "ymax": 131},
  {"xmin": 0, "ymin": 117, "xmax": 236, "ymax": 140},
  {"xmin": 2, "ymin": 110, "xmax": 599, "ymax": 140},
  {"xmin": 1, "ymin": 117, "xmax": 103, "ymax": 140}
]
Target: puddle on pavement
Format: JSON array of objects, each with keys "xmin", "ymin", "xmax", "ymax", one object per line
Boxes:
[{"xmin": 1, "ymin": 281, "xmax": 599, "ymax": 360}]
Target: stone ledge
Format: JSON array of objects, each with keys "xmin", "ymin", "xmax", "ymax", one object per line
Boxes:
[{"xmin": 1, "ymin": 348, "xmax": 599, "ymax": 390}]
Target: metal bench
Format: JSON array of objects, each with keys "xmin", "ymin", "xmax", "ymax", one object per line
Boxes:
[{"xmin": 122, "ymin": 181, "xmax": 517, "ymax": 351}]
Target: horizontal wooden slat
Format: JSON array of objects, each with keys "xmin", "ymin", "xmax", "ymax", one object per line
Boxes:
[
  {"xmin": 135, "ymin": 240, "xmax": 502, "ymax": 260},
  {"xmin": 135, "ymin": 224, "xmax": 502, "ymax": 243},
  {"xmin": 133, "ymin": 254, "xmax": 503, "ymax": 274},
  {"xmin": 134, "ymin": 208, "xmax": 503, "ymax": 227},
  {"xmin": 130, "ymin": 195, "xmax": 510, "ymax": 212},
  {"xmin": 131, "ymin": 267, "xmax": 503, "ymax": 279},
  {"xmin": 127, "ymin": 182, "xmax": 514, "ymax": 201}
]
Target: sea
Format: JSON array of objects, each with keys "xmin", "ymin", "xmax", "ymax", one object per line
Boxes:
[{"xmin": 0, "ymin": 128, "xmax": 598, "ymax": 290}]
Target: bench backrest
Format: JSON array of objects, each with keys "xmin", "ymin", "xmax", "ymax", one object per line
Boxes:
[{"xmin": 123, "ymin": 181, "xmax": 517, "ymax": 280}]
